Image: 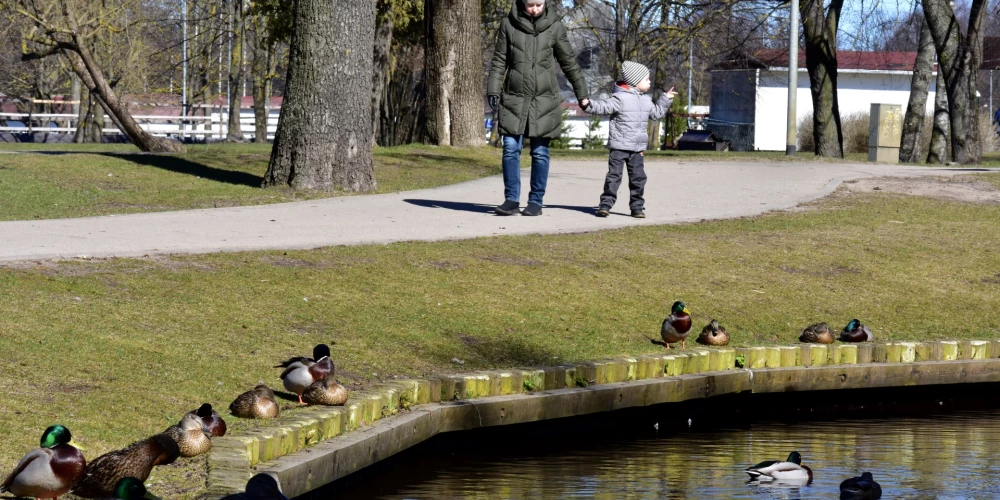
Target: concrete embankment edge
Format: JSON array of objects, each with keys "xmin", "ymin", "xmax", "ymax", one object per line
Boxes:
[{"xmin": 206, "ymin": 340, "xmax": 1000, "ymax": 498}]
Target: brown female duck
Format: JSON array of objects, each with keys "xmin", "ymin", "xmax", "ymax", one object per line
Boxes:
[
  {"xmin": 302, "ymin": 378, "xmax": 349, "ymax": 406},
  {"xmin": 73, "ymin": 434, "xmax": 179, "ymax": 498},
  {"xmin": 696, "ymin": 319, "xmax": 730, "ymax": 346},
  {"xmin": 799, "ymin": 322, "xmax": 835, "ymax": 344},
  {"xmin": 230, "ymin": 384, "xmax": 280, "ymax": 419}
]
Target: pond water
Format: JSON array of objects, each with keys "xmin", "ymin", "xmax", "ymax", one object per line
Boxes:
[{"xmin": 322, "ymin": 406, "xmax": 1000, "ymax": 499}]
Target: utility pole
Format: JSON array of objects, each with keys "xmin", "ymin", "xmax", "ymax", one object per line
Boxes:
[
  {"xmin": 786, "ymin": 0, "xmax": 799, "ymax": 156},
  {"xmin": 181, "ymin": 0, "xmax": 188, "ymax": 139},
  {"xmin": 687, "ymin": 38, "xmax": 693, "ymax": 114}
]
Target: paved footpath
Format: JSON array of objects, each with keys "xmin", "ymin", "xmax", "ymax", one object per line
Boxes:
[{"xmin": 0, "ymin": 159, "xmax": 989, "ymax": 262}]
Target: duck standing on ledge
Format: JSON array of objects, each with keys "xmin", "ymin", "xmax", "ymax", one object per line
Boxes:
[
  {"xmin": 0, "ymin": 425, "xmax": 86, "ymax": 499},
  {"xmin": 745, "ymin": 451, "xmax": 813, "ymax": 483},
  {"xmin": 649, "ymin": 301, "xmax": 692, "ymax": 349},
  {"xmin": 840, "ymin": 319, "xmax": 874, "ymax": 342},
  {"xmin": 275, "ymin": 344, "xmax": 334, "ymax": 404},
  {"xmin": 799, "ymin": 322, "xmax": 834, "ymax": 344}
]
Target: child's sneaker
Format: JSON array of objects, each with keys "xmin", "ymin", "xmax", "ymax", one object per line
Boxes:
[
  {"xmin": 596, "ymin": 207, "xmax": 611, "ymax": 217},
  {"xmin": 631, "ymin": 209, "xmax": 645, "ymax": 218}
]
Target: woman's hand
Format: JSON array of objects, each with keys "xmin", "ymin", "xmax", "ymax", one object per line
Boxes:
[
  {"xmin": 488, "ymin": 95, "xmax": 499, "ymax": 112},
  {"xmin": 580, "ymin": 98, "xmax": 590, "ymax": 109}
]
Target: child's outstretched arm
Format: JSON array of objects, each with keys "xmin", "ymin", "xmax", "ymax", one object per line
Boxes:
[
  {"xmin": 649, "ymin": 88, "xmax": 675, "ymax": 121},
  {"xmin": 584, "ymin": 95, "xmax": 621, "ymax": 116}
]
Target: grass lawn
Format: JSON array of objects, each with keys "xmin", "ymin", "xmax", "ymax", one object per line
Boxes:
[
  {"xmin": 2, "ymin": 174, "xmax": 1000, "ymax": 496},
  {"xmin": 0, "ymin": 143, "xmax": 501, "ymax": 221}
]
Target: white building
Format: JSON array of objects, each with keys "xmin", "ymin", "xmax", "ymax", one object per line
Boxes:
[{"xmin": 709, "ymin": 50, "xmax": 937, "ymax": 151}]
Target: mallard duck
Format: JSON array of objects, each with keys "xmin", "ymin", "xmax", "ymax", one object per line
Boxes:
[
  {"xmin": 113, "ymin": 477, "xmax": 161, "ymax": 499},
  {"xmin": 840, "ymin": 472, "xmax": 882, "ymax": 499},
  {"xmin": 219, "ymin": 472, "xmax": 289, "ymax": 500},
  {"xmin": 73, "ymin": 434, "xmax": 179, "ymax": 498},
  {"xmin": 696, "ymin": 319, "xmax": 730, "ymax": 346},
  {"xmin": 163, "ymin": 413, "xmax": 212, "ymax": 458},
  {"xmin": 745, "ymin": 451, "xmax": 813, "ymax": 482},
  {"xmin": 649, "ymin": 301, "xmax": 692, "ymax": 349},
  {"xmin": 840, "ymin": 319, "xmax": 874, "ymax": 342},
  {"xmin": 230, "ymin": 385, "xmax": 280, "ymax": 419},
  {"xmin": 275, "ymin": 344, "xmax": 334, "ymax": 404},
  {"xmin": 190, "ymin": 403, "xmax": 227, "ymax": 437},
  {"xmin": 0, "ymin": 424, "xmax": 86, "ymax": 499},
  {"xmin": 799, "ymin": 322, "xmax": 835, "ymax": 344},
  {"xmin": 302, "ymin": 378, "xmax": 349, "ymax": 406}
]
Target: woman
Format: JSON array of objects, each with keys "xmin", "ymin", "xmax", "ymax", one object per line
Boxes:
[{"xmin": 487, "ymin": 0, "xmax": 590, "ymax": 216}]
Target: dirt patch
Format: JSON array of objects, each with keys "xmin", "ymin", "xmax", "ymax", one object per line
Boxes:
[
  {"xmin": 49, "ymin": 382, "xmax": 98, "ymax": 394},
  {"xmin": 457, "ymin": 333, "xmax": 481, "ymax": 346},
  {"xmin": 479, "ymin": 255, "xmax": 543, "ymax": 267},
  {"xmin": 779, "ymin": 265, "xmax": 861, "ymax": 277},
  {"xmin": 259, "ymin": 255, "xmax": 319, "ymax": 268},
  {"xmin": 841, "ymin": 176, "xmax": 1000, "ymax": 204},
  {"xmin": 982, "ymin": 274, "xmax": 1000, "ymax": 285},
  {"xmin": 426, "ymin": 260, "xmax": 463, "ymax": 270}
]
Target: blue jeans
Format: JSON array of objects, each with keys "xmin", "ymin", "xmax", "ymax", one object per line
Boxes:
[{"xmin": 502, "ymin": 135, "xmax": 550, "ymax": 206}]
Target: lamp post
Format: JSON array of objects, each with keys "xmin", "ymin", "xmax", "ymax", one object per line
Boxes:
[{"xmin": 786, "ymin": 0, "xmax": 799, "ymax": 156}]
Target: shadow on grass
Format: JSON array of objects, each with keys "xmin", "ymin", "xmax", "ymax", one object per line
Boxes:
[
  {"xmin": 99, "ymin": 153, "xmax": 264, "ymax": 187},
  {"xmin": 440, "ymin": 333, "xmax": 561, "ymax": 370}
]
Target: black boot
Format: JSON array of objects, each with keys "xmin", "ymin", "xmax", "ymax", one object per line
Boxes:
[
  {"xmin": 495, "ymin": 200, "xmax": 520, "ymax": 216},
  {"xmin": 522, "ymin": 203, "xmax": 543, "ymax": 216}
]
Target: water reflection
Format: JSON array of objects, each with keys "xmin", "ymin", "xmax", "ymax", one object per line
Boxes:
[{"xmin": 329, "ymin": 409, "xmax": 1000, "ymax": 499}]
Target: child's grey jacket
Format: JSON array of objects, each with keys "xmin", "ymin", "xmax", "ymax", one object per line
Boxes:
[{"xmin": 585, "ymin": 84, "xmax": 672, "ymax": 151}]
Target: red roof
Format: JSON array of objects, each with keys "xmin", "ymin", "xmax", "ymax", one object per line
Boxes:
[{"xmin": 752, "ymin": 49, "xmax": 921, "ymax": 71}]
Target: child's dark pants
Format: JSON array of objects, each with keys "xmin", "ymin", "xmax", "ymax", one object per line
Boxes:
[{"xmin": 600, "ymin": 149, "xmax": 646, "ymax": 211}]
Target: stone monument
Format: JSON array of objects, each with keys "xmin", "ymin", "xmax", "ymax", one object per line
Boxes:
[{"xmin": 868, "ymin": 103, "xmax": 903, "ymax": 163}]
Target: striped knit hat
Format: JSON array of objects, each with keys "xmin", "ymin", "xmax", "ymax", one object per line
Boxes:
[{"xmin": 620, "ymin": 61, "xmax": 649, "ymax": 87}]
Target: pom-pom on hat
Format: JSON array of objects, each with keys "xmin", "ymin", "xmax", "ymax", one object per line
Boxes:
[{"xmin": 620, "ymin": 61, "xmax": 649, "ymax": 87}]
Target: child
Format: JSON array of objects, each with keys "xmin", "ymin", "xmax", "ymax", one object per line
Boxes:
[{"xmin": 583, "ymin": 61, "xmax": 674, "ymax": 218}]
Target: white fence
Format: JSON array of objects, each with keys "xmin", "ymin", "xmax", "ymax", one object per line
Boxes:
[{"xmin": 0, "ymin": 108, "xmax": 280, "ymax": 141}]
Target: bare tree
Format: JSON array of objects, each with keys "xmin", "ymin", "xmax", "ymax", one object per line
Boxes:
[
  {"xmin": 264, "ymin": 0, "xmax": 377, "ymax": 191},
  {"xmin": 11, "ymin": 0, "xmax": 184, "ymax": 152},
  {"xmin": 226, "ymin": 0, "xmax": 247, "ymax": 142},
  {"xmin": 922, "ymin": 0, "xmax": 987, "ymax": 163}
]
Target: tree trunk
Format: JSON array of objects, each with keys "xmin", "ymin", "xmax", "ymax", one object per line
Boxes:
[
  {"xmin": 73, "ymin": 85, "xmax": 88, "ymax": 143},
  {"xmin": 252, "ymin": 35, "xmax": 274, "ymax": 143},
  {"xmin": 62, "ymin": 46, "xmax": 184, "ymax": 152},
  {"xmin": 899, "ymin": 18, "xmax": 934, "ymax": 163},
  {"xmin": 264, "ymin": 0, "xmax": 377, "ymax": 191},
  {"xmin": 647, "ymin": 62, "xmax": 666, "ymax": 150},
  {"xmin": 227, "ymin": 0, "xmax": 247, "ymax": 142},
  {"xmin": 88, "ymin": 91, "xmax": 104, "ymax": 144},
  {"xmin": 424, "ymin": 0, "xmax": 484, "ymax": 146},
  {"xmin": 922, "ymin": 0, "xmax": 986, "ymax": 164},
  {"xmin": 372, "ymin": 0, "xmax": 393, "ymax": 147},
  {"xmin": 927, "ymin": 70, "xmax": 950, "ymax": 163},
  {"xmin": 801, "ymin": 0, "xmax": 845, "ymax": 158}
]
